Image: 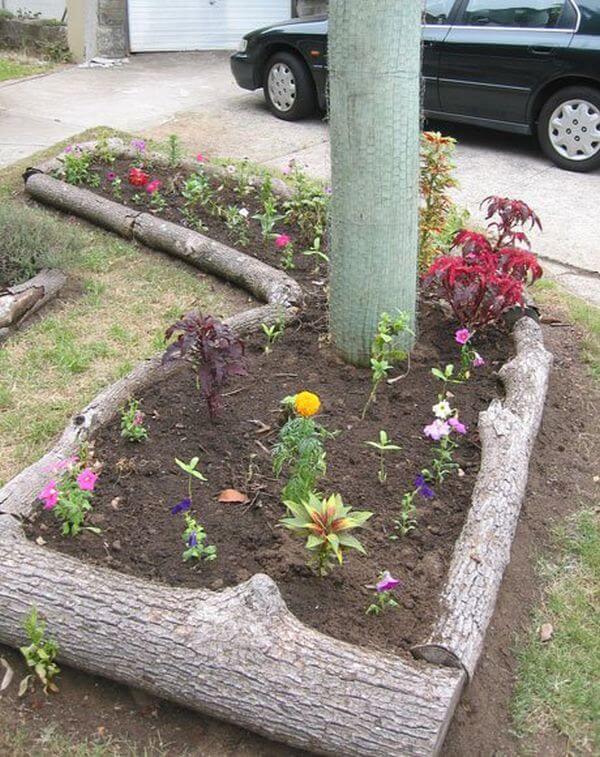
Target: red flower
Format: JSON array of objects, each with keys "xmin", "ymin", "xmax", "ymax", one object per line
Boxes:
[{"xmin": 128, "ymin": 167, "xmax": 149, "ymax": 187}]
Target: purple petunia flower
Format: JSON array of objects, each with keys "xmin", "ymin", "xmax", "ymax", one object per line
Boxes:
[
  {"xmin": 106, "ymin": 171, "xmax": 117, "ymax": 182},
  {"xmin": 449, "ymin": 417, "xmax": 468, "ymax": 435},
  {"xmin": 423, "ymin": 418, "xmax": 451, "ymax": 441},
  {"xmin": 414, "ymin": 474, "xmax": 436, "ymax": 500},
  {"xmin": 376, "ymin": 571, "xmax": 401, "ymax": 593},
  {"xmin": 171, "ymin": 498, "xmax": 192, "ymax": 515},
  {"xmin": 188, "ymin": 531, "xmax": 198, "ymax": 548},
  {"xmin": 472, "ymin": 352, "xmax": 485, "ymax": 368},
  {"xmin": 131, "ymin": 139, "xmax": 146, "ymax": 153},
  {"xmin": 455, "ymin": 328, "xmax": 471, "ymax": 345}
]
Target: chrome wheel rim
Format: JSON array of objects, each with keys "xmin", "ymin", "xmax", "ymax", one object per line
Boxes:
[
  {"xmin": 267, "ymin": 63, "xmax": 296, "ymax": 113},
  {"xmin": 548, "ymin": 99, "xmax": 600, "ymax": 162}
]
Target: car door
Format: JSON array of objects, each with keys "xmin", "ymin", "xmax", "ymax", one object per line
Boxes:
[
  {"xmin": 423, "ymin": 0, "xmax": 460, "ymax": 111},
  {"xmin": 437, "ymin": 0, "xmax": 577, "ymax": 128}
]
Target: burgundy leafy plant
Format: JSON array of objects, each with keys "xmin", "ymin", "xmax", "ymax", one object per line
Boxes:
[
  {"xmin": 423, "ymin": 196, "xmax": 543, "ymax": 329},
  {"xmin": 163, "ymin": 312, "xmax": 246, "ymax": 419}
]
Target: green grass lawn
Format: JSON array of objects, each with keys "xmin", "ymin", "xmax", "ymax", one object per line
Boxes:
[
  {"xmin": 511, "ymin": 282, "xmax": 600, "ymax": 753},
  {"xmin": 0, "ymin": 129, "xmax": 242, "ymax": 486},
  {"xmin": 0, "ymin": 53, "xmax": 52, "ymax": 82}
]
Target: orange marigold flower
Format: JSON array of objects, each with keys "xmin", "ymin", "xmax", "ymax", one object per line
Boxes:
[{"xmin": 294, "ymin": 391, "xmax": 321, "ymax": 418}]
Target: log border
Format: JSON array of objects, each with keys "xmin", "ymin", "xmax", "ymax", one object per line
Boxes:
[
  {"xmin": 0, "ymin": 268, "xmax": 67, "ymax": 344},
  {"xmin": 0, "ymin": 144, "xmax": 552, "ymax": 754}
]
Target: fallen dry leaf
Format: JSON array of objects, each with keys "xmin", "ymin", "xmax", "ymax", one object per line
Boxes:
[
  {"xmin": 1, "ymin": 657, "xmax": 14, "ymax": 692},
  {"xmin": 539, "ymin": 622, "xmax": 554, "ymax": 642},
  {"xmin": 218, "ymin": 489, "xmax": 250, "ymax": 504}
]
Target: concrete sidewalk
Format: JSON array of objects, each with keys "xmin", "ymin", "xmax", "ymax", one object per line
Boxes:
[{"xmin": 1, "ymin": 51, "xmax": 598, "ymax": 302}]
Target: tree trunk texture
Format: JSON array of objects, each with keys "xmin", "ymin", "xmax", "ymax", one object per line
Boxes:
[
  {"xmin": 328, "ymin": 0, "xmax": 421, "ymax": 365},
  {"xmin": 413, "ymin": 317, "xmax": 553, "ymax": 678},
  {"xmin": 0, "ymin": 269, "xmax": 66, "ymax": 343},
  {"xmin": 0, "ymin": 513, "xmax": 465, "ymax": 756}
]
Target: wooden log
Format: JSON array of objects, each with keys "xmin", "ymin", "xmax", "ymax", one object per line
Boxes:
[
  {"xmin": 0, "ymin": 513, "xmax": 465, "ymax": 756},
  {"xmin": 0, "ymin": 269, "xmax": 66, "ymax": 344},
  {"xmin": 412, "ymin": 317, "xmax": 553, "ymax": 678},
  {"xmin": 25, "ymin": 173, "xmax": 140, "ymax": 238}
]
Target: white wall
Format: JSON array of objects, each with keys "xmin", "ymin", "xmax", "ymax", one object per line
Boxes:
[{"xmin": 2, "ymin": 0, "xmax": 66, "ymax": 20}]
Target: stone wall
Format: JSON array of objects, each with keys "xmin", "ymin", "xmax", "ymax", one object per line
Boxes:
[
  {"xmin": 96, "ymin": 0, "xmax": 127, "ymax": 58},
  {"xmin": 0, "ymin": 16, "xmax": 69, "ymax": 58}
]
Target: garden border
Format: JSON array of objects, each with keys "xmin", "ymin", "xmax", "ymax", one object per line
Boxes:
[
  {"xmin": 0, "ymin": 143, "xmax": 552, "ymax": 755},
  {"xmin": 0, "ymin": 268, "xmax": 66, "ymax": 344}
]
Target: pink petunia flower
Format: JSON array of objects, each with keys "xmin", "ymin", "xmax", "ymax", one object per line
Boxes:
[
  {"xmin": 423, "ymin": 419, "xmax": 451, "ymax": 441},
  {"xmin": 146, "ymin": 179, "xmax": 161, "ymax": 194},
  {"xmin": 449, "ymin": 417, "xmax": 468, "ymax": 435},
  {"xmin": 376, "ymin": 571, "xmax": 401, "ymax": 593},
  {"xmin": 275, "ymin": 234, "xmax": 291, "ymax": 249},
  {"xmin": 106, "ymin": 171, "xmax": 117, "ymax": 182},
  {"xmin": 196, "ymin": 153, "xmax": 205, "ymax": 162},
  {"xmin": 39, "ymin": 480, "xmax": 59, "ymax": 510},
  {"xmin": 76, "ymin": 468, "xmax": 98, "ymax": 492},
  {"xmin": 472, "ymin": 352, "xmax": 485, "ymax": 367},
  {"xmin": 455, "ymin": 328, "xmax": 471, "ymax": 345}
]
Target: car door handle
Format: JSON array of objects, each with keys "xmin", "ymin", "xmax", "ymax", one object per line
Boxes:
[{"xmin": 529, "ymin": 46, "xmax": 555, "ymax": 55}]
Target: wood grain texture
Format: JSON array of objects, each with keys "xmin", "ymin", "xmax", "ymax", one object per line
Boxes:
[
  {"xmin": 0, "ymin": 269, "xmax": 66, "ymax": 343},
  {"xmin": 413, "ymin": 317, "xmax": 553, "ymax": 678},
  {"xmin": 0, "ymin": 513, "xmax": 465, "ymax": 756}
]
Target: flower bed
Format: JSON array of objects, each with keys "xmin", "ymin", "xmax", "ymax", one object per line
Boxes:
[
  {"xmin": 0, "ymin": 138, "xmax": 553, "ymax": 755},
  {"xmin": 26, "ymin": 300, "xmax": 512, "ymax": 657}
]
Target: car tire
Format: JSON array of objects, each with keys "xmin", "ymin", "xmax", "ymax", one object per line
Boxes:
[
  {"xmin": 537, "ymin": 86, "xmax": 600, "ymax": 172},
  {"xmin": 263, "ymin": 52, "xmax": 316, "ymax": 121}
]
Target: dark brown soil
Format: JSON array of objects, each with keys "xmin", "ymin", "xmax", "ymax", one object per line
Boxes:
[
  {"xmin": 88, "ymin": 157, "xmax": 323, "ymax": 285},
  {"xmin": 26, "ymin": 300, "xmax": 511, "ymax": 658},
  {"xmin": 5, "ymin": 309, "xmax": 597, "ymax": 756}
]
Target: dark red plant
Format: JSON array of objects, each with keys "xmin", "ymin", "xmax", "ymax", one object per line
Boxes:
[
  {"xmin": 163, "ymin": 312, "xmax": 247, "ymax": 420},
  {"xmin": 128, "ymin": 167, "xmax": 150, "ymax": 187},
  {"xmin": 423, "ymin": 196, "xmax": 543, "ymax": 329}
]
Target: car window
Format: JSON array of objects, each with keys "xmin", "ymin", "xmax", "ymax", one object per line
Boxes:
[
  {"xmin": 424, "ymin": 0, "xmax": 456, "ymax": 24},
  {"xmin": 461, "ymin": 0, "xmax": 571, "ymax": 28}
]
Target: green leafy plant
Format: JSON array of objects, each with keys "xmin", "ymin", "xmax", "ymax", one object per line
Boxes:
[
  {"xmin": 281, "ymin": 492, "xmax": 373, "ymax": 576},
  {"xmin": 232, "ymin": 158, "xmax": 253, "ymax": 197},
  {"xmin": 363, "ymin": 311, "xmax": 413, "ymax": 417},
  {"xmin": 175, "ymin": 456, "xmax": 207, "ymax": 503},
  {"xmin": 38, "ymin": 459, "xmax": 100, "ymax": 536},
  {"xmin": 166, "ymin": 133, "xmax": 183, "ymax": 167},
  {"xmin": 182, "ymin": 513, "xmax": 217, "ymax": 562},
  {"xmin": 58, "ymin": 146, "xmax": 99, "ymax": 187},
  {"xmin": 182, "ymin": 172, "xmax": 215, "ymax": 209},
  {"xmin": 94, "ymin": 136, "xmax": 116, "ymax": 165},
  {"xmin": 393, "ymin": 491, "xmax": 418, "ymax": 537},
  {"xmin": 252, "ymin": 195, "xmax": 285, "ymax": 239},
  {"xmin": 224, "ymin": 205, "xmax": 250, "ymax": 246},
  {"xmin": 261, "ymin": 316, "xmax": 285, "ymax": 354},
  {"xmin": 302, "ymin": 232, "xmax": 329, "ymax": 269},
  {"xmin": 365, "ymin": 430, "xmax": 402, "ymax": 483},
  {"xmin": 273, "ymin": 392, "xmax": 334, "ymax": 503},
  {"xmin": 120, "ymin": 399, "xmax": 148, "ymax": 442},
  {"xmin": 19, "ymin": 608, "xmax": 60, "ymax": 696},
  {"xmin": 283, "ymin": 162, "xmax": 330, "ymax": 237},
  {"xmin": 419, "ymin": 131, "xmax": 459, "ymax": 271}
]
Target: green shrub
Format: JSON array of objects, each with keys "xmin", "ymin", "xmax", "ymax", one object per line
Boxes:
[
  {"xmin": 0, "ymin": 203, "xmax": 84, "ymax": 286},
  {"xmin": 0, "ymin": 9, "xmax": 14, "ymax": 19}
]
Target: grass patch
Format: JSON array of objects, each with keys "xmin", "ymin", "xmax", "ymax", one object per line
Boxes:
[
  {"xmin": 534, "ymin": 279, "xmax": 600, "ymax": 379},
  {"xmin": 511, "ymin": 509, "xmax": 600, "ymax": 753},
  {"xmin": 0, "ymin": 130, "xmax": 241, "ymax": 486},
  {"xmin": 0, "ymin": 52, "xmax": 52, "ymax": 81}
]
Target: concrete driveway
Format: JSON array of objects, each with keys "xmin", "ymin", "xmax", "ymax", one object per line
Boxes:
[{"xmin": 1, "ymin": 51, "xmax": 598, "ymax": 301}]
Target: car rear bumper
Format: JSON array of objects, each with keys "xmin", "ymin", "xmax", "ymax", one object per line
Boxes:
[{"xmin": 230, "ymin": 53, "xmax": 259, "ymax": 91}]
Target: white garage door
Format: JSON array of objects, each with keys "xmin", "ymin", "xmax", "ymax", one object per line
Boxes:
[{"xmin": 128, "ymin": 0, "xmax": 292, "ymax": 53}]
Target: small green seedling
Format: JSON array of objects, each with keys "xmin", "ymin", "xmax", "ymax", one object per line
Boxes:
[
  {"xmin": 365, "ymin": 430, "xmax": 402, "ymax": 483},
  {"xmin": 182, "ymin": 513, "xmax": 217, "ymax": 562},
  {"xmin": 175, "ymin": 456, "xmax": 207, "ymax": 503},
  {"xmin": 261, "ymin": 316, "xmax": 285, "ymax": 354},
  {"xmin": 19, "ymin": 608, "xmax": 60, "ymax": 696}
]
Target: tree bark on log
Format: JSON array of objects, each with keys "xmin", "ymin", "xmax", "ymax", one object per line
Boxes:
[
  {"xmin": 0, "ymin": 514, "xmax": 465, "ymax": 756},
  {"xmin": 413, "ymin": 317, "xmax": 553, "ymax": 678},
  {"xmin": 0, "ymin": 269, "xmax": 66, "ymax": 344}
]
